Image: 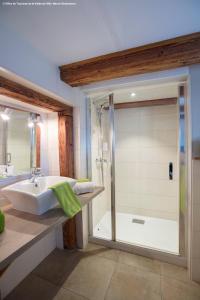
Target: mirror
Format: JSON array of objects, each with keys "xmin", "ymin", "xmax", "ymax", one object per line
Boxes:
[{"xmin": 0, "ymin": 107, "xmax": 39, "ymax": 178}]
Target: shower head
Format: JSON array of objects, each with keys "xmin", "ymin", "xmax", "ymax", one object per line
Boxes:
[{"xmin": 96, "ymin": 102, "xmax": 108, "ymax": 121}]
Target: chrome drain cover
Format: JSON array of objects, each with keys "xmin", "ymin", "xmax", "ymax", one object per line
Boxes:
[{"xmin": 132, "ymin": 218, "xmax": 145, "ymax": 224}]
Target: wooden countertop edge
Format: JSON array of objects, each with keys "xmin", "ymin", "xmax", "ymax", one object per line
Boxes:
[{"xmin": 0, "ymin": 186, "xmax": 104, "ymax": 271}]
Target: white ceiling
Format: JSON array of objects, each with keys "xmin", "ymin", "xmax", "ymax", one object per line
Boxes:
[
  {"xmin": 112, "ymin": 83, "xmax": 179, "ymax": 103},
  {"xmin": 0, "ymin": 0, "xmax": 200, "ymax": 65},
  {"xmin": 91, "ymin": 82, "xmax": 180, "ymax": 104}
]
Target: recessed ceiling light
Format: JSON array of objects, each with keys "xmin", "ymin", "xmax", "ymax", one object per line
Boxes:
[
  {"xmin": 131, "ymin": 92, "xmax": 136, "ymax": 97},
  {"xmin": 1, "ymin": 113, "xmax": 10, "ymax": 121},
  {"xmin": 0, "ymin": 108, "xmax": 11, "ymax": 121},
  {"xmin": 28, "ymin": 121, "xmax": 34, "ymax": 128}
]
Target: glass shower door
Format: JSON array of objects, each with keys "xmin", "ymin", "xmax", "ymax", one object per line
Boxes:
[
  {"xmin": 113, "ymin": 97, "xmax": 180, "ymax": 253},
  {"xmin": 90, "ymin": 95, "xmax": 113, "ymax": 240}
]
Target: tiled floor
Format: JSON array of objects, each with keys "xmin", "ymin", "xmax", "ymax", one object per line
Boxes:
[{"xmin": 5, "ymin": 243, "xmax": 200, "ymax": 300}]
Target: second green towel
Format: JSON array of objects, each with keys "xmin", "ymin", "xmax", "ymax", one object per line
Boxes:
[{"xmin": 49, "ymin": 182, "xmax": 82, "ymax": 218}]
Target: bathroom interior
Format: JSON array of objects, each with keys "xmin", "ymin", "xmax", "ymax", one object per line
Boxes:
[
  {"xmin": 0, "ymin": 73, "xmax": 193, "ymax": 300},
  {"xmin": 0, "ymin": 2, "xmax": 200, "ymax": 299}
]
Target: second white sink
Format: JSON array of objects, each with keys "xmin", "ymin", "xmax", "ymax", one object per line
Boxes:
[{"xmin": 1, "ymin": 176, "xmax": 76, "ymax": 215}]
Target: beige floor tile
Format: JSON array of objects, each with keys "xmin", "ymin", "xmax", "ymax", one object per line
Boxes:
[
  {"xmin": 62, "ymin": 255, "xmax": 116, "ymax": 300},
  {"xmin": 5, "ymin": 274, "xmax": 59, "ymax": 300},
  {"xmin": 32, "ymin": 248, "xmax": 81, "ymax": 286},
  {"xmin": 105, "ymin": 263, "xmax": 161, "ymax": 300},
  {"xmin": 161, "ymin": 276, "xmax": 200, "ymax": 300},
  {"xmin": 80, "ymin": 243, "xmax": 120, "ymax": 262},
  {"xmin": 161, "ymin": 262, "xmax": 188, "ymax": 282},
  {"xmin": 53, "ymin": 288, "xmax": 88, "ymax": 300},
  {"xmin": 118, "ymin": 250, "xmax": 161, "ymax": 274}
]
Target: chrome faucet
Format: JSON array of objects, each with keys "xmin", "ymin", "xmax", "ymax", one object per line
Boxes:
[{"xmin": 30, "ymin": 167, "xmax": 42, "ymax": 187}]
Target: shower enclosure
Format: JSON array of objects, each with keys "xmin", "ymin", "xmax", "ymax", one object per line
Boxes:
[{"xmin": 88, "ymin": 84, "xmax": 186, "ymax": 258}]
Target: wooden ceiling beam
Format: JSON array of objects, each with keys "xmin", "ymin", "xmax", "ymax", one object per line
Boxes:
[
  {"xmin": 0, "ymin": 76, "xmax": 72, "ymax": 112},
  {"xmin": 60, "ymin": 32, "xmax": 200, "ymax": 87},
  {"xmin": 111, "ymin": 97, "xmax": 177, "ymax": 110}
]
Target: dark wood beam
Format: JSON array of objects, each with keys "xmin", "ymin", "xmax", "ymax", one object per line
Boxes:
[
  {"xmin": 60, "ymin": 32, "xmax": 200, "ymax": 87},
  {"xmin": 59, "ymin": 106, "xmax": 73, "ymax": 117},
  {"xmin": 58, "ymin": 113, "xmax": 76, "ymax": 249},
  {"xmin": 0, "ymin": 76, "xmax": 71, "ymax": 112},
  {"xmin": 111, "ymin": 97, "xmax": 177, "ymax": 110}
]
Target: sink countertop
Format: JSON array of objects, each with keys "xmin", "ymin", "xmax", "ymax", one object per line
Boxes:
[{"xmin": 0, "ymin": 186, "xmax": 104, "ymax": 270}]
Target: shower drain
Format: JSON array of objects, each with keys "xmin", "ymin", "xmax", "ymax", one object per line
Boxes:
[{"xmin": 132, "ymin": 218, "xmax": 145, "ymax": 224}]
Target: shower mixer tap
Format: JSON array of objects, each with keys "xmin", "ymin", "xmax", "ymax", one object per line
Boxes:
[{"xmin": 96, "ymin": 158, "xmax": 108, "ymax": 163}]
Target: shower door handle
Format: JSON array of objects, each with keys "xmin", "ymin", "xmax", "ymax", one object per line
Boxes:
[
  {"xmin": 6, "ymin": 153, "xmax": 12, "ymax": 165},
  {"xmin": 169, "ymin": 162, "xmax": 173, "ymax": 180}
]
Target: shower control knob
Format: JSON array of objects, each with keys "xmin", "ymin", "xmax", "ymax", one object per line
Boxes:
[{"xmin": 96, "ymin": 158, "xmax": 102, "ymax": 163}]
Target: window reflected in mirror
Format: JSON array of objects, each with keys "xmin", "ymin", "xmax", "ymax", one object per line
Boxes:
[{"xmin": 0, "ymin": 107, "xmax": 41, "ymax": 178}]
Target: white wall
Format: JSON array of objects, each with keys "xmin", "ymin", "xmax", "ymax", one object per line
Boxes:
[
  {"xmin": 73, "ymin": 89, "xmax": 87, "ymax": 179},
  {"xmin": 39, "ymin": 112, "xmax": 60, "ymax": 176},
  {"xmin": 47, "ymin": 113, "xmax": 60, "ymax": 176},
  {"xmin": 115, "ymin": 105, "xmax": 179, "ymax": 220}
]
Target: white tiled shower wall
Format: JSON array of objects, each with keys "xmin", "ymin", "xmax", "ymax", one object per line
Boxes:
[
  {"xmin": 115, "ymin": 105, "xmax": 179, "ymax": 221},
  {"xmin": 91, "ymin": 102, "xmax": 179, "ymax": 225}
]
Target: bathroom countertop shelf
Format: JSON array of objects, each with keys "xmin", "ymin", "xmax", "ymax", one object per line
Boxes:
[{"xmin": 0, "ymin": 186, "xmax": 104, "ymax": 271}]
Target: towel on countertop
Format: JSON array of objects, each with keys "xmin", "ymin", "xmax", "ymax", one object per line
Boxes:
[
  {"xmin": 77, "ymin": 178, "xmax": 90, "ymax": 183},
  {"xmin": 73, "ymin": 181, "xmax": 95, "ymax": 195},
  {"xmin": 49, "ymin": 182, "xmax": 82, "ymax": 218},
  {"xmin": 0, "ymin": 210, "xmax": 5, "ymax": 233}
]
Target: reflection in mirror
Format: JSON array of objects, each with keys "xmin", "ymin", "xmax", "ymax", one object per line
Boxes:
[{"xmin": 0, "ymin": 107, "xmax": 39, "ymax": 178}]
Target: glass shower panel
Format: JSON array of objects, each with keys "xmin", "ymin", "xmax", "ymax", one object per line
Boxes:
[
  {"xmin": 114, "ymin": 100, "xmax": 179, "ymax": 254},
  {"xmin": 90, "ymin": 96, "xmax": 112, "ymax": 240}
]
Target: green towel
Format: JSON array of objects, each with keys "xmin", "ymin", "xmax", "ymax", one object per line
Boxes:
[
  {"xmin": 0, "ymin": 210, "xmax": 5, "ymax": 233},
  {"xmin": 77, "ymin": 178, "xmax": 90, "ymax": 183},
  {"xmin": 49, "ymin": 182, "xmax": 82, "ymax": 218}
]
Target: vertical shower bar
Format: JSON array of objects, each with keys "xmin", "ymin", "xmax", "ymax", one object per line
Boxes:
[
  {"xmin": 179, "ymin": 85, "xmax": 186, "ymax": 256},
  {"xmin": 109, "ymin": 93, "xmax": 116, "ymax": 241},
  {"xmin": 86, "ymin": 97, "xmax": 94, "ymax": 237}
]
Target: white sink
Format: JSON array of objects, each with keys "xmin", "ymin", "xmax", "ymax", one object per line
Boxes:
[{"xmin": 1, "ymin": 176, "xmax": 77, "ymax": 215}]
